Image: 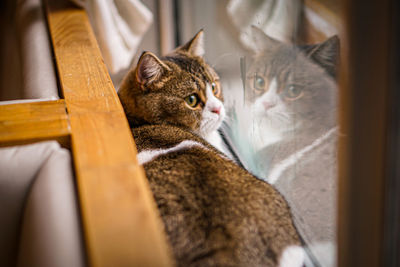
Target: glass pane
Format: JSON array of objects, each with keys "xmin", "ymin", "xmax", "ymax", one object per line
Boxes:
[{"xmin": 178, "ymin": 1, "xmax": 341, "ymax": 266}]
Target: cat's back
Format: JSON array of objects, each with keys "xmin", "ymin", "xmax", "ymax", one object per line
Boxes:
[
  {"xmin": 272, "ymin": 132, "xmax": 337, "ymax": 252},
  {"xmin": 133, "ymin": 124, "xmax": 301, "ymax": 266}
]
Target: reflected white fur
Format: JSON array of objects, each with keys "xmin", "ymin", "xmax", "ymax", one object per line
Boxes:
[
  {"xmin": 251, "ymin": 77, "xmax": 284, "ymax": 147},
  {"xmin": 253, "ymin": 77, "xmax": 280, "ymax": 117},
  {"xmin": 251, "ymin": 77, "xmax": 302, "ymax": 149},
  {"xmin": 137, "ymin": 140, "xmax": 207, "ymax": 165},
  {"xmin": 268, "ymin": 127, "xmax": 337, "ymax": 184},
  {"xmin": 279, "ymin": 245, "xmax": 306, "ymax": 267}
]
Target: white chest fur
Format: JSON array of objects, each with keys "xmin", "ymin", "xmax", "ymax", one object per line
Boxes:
[
  {"xmin": 197, "ymin": 84, "xmax": 230, "ymax": 156},
  {"xmin": 204, "ymin": 130, "xmax": 233, "ymax": 159}
]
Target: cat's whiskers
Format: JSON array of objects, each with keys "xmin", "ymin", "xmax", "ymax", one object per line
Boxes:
[
  {"xmin": 262, "ymin": 107, "xmax": 291, "ymax": 126},
  {"xmin": 199, "ymin": 115, "xmax": 217, "ymax": 137},
  {"xmin": 223, "ymin": 114, "xmax": 231, "ymax": 121},
  {"xmin": 276, "ymin": 111, "xmax": 291, "ymax": 123}
]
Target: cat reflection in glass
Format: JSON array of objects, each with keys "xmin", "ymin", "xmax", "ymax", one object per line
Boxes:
[
  {"xmin": 244, "ymin": 26, "xmax": 338, "ymax": 165},
  {"xmin": 233, "ymin": 26, "xmax": 339, "ymax": 266},
  {"xmin": 118, "ymin": 30, "xmax": 307, "ymax": 267}
]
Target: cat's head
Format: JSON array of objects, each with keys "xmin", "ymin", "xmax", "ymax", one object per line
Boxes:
[
  {"xmin": 118, "ymin": 30, "xmax": 225, "ymax": 138},
  {"xmin": 245, "ymin": 26, "xmax": 339, "ymax": 135}
]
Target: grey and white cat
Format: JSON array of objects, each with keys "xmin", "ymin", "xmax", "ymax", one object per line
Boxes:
[
  {"xmin": 231, "ymin": 26, "xmax": 339, "ymax": 266},
  {"xmin": 118, "ymin": 30, "xmax": 306, "ymax": 267},
  {"xmin": 243, "ymin": 26, "xmax": 338, "ymax": 156}
]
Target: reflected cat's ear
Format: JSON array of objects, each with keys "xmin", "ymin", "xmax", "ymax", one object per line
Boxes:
[
  {"xmin": 178, "ymin": 29, "xmax": 205, "ymax": 57},
  {"xmin": 302, "ymin": 35, "xmax": 340, "ymax": 78},
  {"xmin": 136, "ymin": 51, "xmax": 170, "ymax": 84},
  {"xmin": 250, "ymin": 25, "xmax": 280, "ymax": 53}
]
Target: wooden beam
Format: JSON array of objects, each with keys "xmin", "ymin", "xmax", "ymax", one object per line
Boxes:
[
  {"xmin": 338, "ymin": 0, "xmax": 391, "ymax": 266},
  {"xmin": 45, "ymin": 1, "xmax": 174, "ymax": 267},
  {"xmin": 0, "ymin": 100, "xmax": 70, "ymax": 148}
]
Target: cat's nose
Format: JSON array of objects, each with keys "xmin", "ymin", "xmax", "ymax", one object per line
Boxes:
[
  {"xmin": 263, "ymin": 101, "xmax": 276, "ymax": 110},
  {"xmin": 211, "ymin": 107, "xmax": 221, "ymax": 115}
]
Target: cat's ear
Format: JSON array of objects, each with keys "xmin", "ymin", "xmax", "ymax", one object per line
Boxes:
[
  {"xmin": 302, "ymin": 35, "xmax": 340, "ymax": 77},
  {"xmin": 136, "ymin": 51, "xmax": 170, "ymax": 84},
  {"xmin": 178, "ymin": 29, "xmax": 205, "ymax": 57},
  {"xmin": 250, "ymin": 25, "xmax": 280, "ymax": 53}
]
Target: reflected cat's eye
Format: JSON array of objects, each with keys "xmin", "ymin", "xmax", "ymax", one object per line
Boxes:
[
  {"xmin": 254, "ymin": 74, "xmax": 265, "ymax": 91},
  {"xmin": 211, "ymin": 82, "xmax": 219, "ymax": 95},
  {"xmin": 185, "ymin": 94, "xmax": 200, "ymax": 107},
  {"xmin": 284, "ymin": 85, "xmax": 303, "ymax": 100}
]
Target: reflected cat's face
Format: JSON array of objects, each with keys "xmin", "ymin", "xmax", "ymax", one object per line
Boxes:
[
  {"xmin": 245, "ymin": 27, "xmax": 339, "ymax": 135},
  {"xmin": 247, "ymin": 70, "xmax": 306, "ymax": 131},
  {"xmin": 118, "ymin": 30, "xmax": 225, "ymax": 138}
]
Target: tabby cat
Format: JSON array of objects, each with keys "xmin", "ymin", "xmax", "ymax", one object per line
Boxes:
[
  {"xmin": 234, "ymin": 26, "xmax": 339, "ymax": 266},
  {"xmin": 118, "ymin": 30, "xmax": 305, "ymax": 267}
]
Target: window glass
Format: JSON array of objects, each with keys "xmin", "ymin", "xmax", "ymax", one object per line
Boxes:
[{"xmin": 178, "ymin": 1, "xmax": 341, "ymax": 266}]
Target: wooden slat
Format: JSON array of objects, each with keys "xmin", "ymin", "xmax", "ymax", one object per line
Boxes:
[
  {"xmin": 0, "ymin": 100, "xmax": 70, "ymax": 148},
  {"xmin": 45, "ymin": 1, "xmax": 174, "ymax": 267},
  {"xmin": 338, "ymin": 0, "xmax": 391, "ymax": 266}
]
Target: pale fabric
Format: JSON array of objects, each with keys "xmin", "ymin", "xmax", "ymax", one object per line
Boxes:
[
  {"xmin": 226, "ymin": 0, "xmax": 301, "ymax": 47},
  {"xmin": 17, "ymin": 143, "xmax": 85, "ymax": 267},
  {"xmin": 16, "ymin": 0, "xmax": 59, "ymax": 99},
  {"xmin": 0, "ymin": 142, "xmax": 58, "ymax": 266},
  {"xmin": 83, "ymin": 0, "xmax": 154, "ymax": 74},
  {"xmin": 0, "ymin": 142, "xmax": 85, "ymax": 267},
  {"xmin": 0, "ymin": 98, "xmax": 58, "ymax": 106}
]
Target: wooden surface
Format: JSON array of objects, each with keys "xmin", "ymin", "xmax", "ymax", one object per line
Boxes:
[
  {"xmin": 337, "ymin": 0, "xmax": 391, "ymax": 266},
  {"xmin": 0, "ymin": 100, "xmax": 70, "ymax": 148},
  {"xmin": 45, "ymin": 1, "xmax": 174, "ymax": 266},
  {"xmin": 383, "ymin": 2, "xmax": 400, "ymax": 266}
]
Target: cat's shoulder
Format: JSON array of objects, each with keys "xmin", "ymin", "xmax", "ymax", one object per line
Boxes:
[
  {"xmin": 132, "ymin": 124, "xmax": 248, "ymax": 172},
  {"xmin": 132, "ymin": 124, "xmax": 212, "ymax": 151}
]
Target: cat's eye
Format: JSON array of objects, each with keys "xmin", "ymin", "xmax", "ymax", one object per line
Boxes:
[
  {"xmin": 284, "ymin": 85, "xmax": 303, "ymax": 100},
  {"xmin": 254, "ymin": 74, "xmax": 265, "ymax": 91},
  {"xmin": 184, "ymin": 94, "xmax": 200, "ymax": 108},
  {"xmin": 211, "ymin": 82, "xmax": 219, "ymax": 95}
]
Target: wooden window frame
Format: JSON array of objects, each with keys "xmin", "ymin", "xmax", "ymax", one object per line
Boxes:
[
  {"xmin": 300, "ymin": 0, "xmax": 396, "ymax": 265},
  {"xmin": 338, "ymin": 0, "xmax": 395, "ymax": 266}
]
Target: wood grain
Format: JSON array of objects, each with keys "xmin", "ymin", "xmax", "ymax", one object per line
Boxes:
[
  {"xmin": 0, "ymin": 100, "xmax": 70, "ymax": 148},
  {"xmin": 45, "ymin": 1, "xmax": 174, "ymax": 266}
]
